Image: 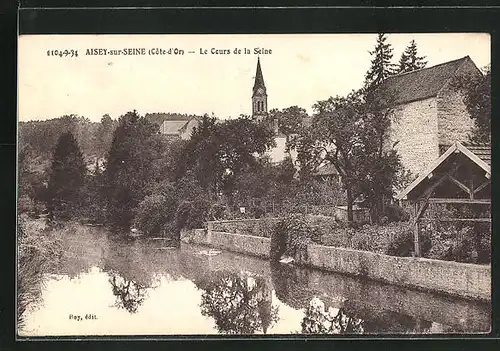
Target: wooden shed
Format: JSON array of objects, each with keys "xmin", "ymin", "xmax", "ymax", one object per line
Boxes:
[{"xmin": 395, "ymin": 141, "xmax": 491, "ymax": 256}]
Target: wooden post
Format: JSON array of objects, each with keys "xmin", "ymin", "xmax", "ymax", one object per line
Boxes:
[{"xmin": 414, "ymin": 202, "xmax": 421, "ymax": 257}]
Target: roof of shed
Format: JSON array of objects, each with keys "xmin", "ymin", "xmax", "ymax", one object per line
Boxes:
[{"xmin": 396, "ymin": 141, "xmax": 491, "ymax": 200}]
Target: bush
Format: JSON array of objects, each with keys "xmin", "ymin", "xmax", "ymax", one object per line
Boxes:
[
  {"xmin": 134, "ymin": 193, "xmax": 177, "ymax": 237},
  {"xmin": 384, "ymin": 203, "xmax": 410, "ymax": 222},
  {"xmin": 386, "ymin": 225, "xmax": 431, "ymax": 257},
  {"xmin": 208, "ymin": 202, "xmax": 231, "ymax": 220},
  {"xmin": 175, "ymin": 199, "xmax": 211, "ymax": 231},
  {"xmin": 270, "ymin": 214, "xmax": 321, "ymax": 263}
]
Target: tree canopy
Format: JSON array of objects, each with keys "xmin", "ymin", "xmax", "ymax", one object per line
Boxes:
[
  {"xmin": 103, "ymin": 110, "xmax": 160, "ymax": 229},
  {"xmin": 181, "ymin": 115, "xmax": 275, "ymax": 203},
  {"xmin": 397, "ymin": 40, "xmax": 427, "ymax": 74},
  {"xmin": 454, "ymin": 66, "xmax": 491, "ymax": 143},
  {"xmin": 46, "ymin": 132, "xmax": 87, "ymax": 220},
  {"xmin": 364, "ymin": 33, "xmax": 397, "ymax": 91},
  {"xmin": 296, "ymin": 90, "xmax": 403, "ymax": 224}
]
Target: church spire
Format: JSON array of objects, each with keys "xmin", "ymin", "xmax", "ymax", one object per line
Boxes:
[
  {"xmin": 252, "ymin": 57, "xmax": 268, "ymax": 121},
  {"xmin": 253, "ymin": 57, "xmax": 266, "ymax": 96}
]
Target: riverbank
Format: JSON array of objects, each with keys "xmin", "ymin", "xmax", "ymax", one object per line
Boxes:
[{"xmin": 181, "ymin": 228, "xmax": 491, "ymax": 302}]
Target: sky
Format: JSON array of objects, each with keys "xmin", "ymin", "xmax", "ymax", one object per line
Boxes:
[{"xmin": 18, "ymin": 33, "xmax": 490, "ymax": 122}]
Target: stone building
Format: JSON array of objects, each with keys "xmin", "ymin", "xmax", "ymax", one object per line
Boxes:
[
  {"xmin": 148, "ymin": 113, "xmax": 201, "ymax": 140},
  {"xmin": 377, "ymin": 56, "xmax": 483, "ymax": 176}
]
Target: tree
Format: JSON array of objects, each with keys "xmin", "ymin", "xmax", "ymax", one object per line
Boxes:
[
  {"xmin": 96, "ymin": 114, "xmax": 117, "ymax": 158},
  {"xmin": 103, "ymin": 110, "xmax": 160, "ymax": 230},
  {"xmin": 181, "ymin": 115, "xmax": 220, "ymax": 193},
  {"xmin": 45, "ymin": 132, "xmax": 86, "ymax": 220},
  {"xmin": 397, "ymin": 40, "xmax": 427, "ymax": 74},
  {"xmin": 301, "ymin": 90, "xmax": 403, "ymax": 224},
  {"xmin": 364, "ymin": 33, "xmax": 397, "ymax": 91},
  {"xmin": 181, "ymin": 115, "xmax": 275, "ymax": 204},
  {"xmin": 454, "ymin": 65, "xmax": 491, "ymax": 143}
]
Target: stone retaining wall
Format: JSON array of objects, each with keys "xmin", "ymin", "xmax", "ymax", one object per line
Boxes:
[{"xmin": 181, "ymin": 228, "xmax": 490, "ymax": 301}]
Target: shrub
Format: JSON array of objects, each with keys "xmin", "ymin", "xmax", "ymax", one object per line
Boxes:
[
  {"xmin": 384, "ymin": 204, "xmax": 410, "ymax": 222},
  {"xmin": 134, "ymin": 193, "xmax": 177, "ymax": 237},
  {"xmin": 176, "ymin": 198, "xmax": 211, "ymax": 231},
  {"xmin": 208, "ymin": 202, "xmax": 231, "ymax": 220},
  {"xmin": 270, "ymin": 214, "xmax": 321, "ymax": 263},
  {"xmin": 386, "ymin": 224, "xmax": 431, "ymax": 257}
]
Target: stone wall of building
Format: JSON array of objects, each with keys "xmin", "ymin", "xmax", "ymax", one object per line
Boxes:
[
  {"xmin": 437, "ymin": 83, "xmax": 475, "ymax": 147},
  {"xmin": 390, "ymin": 97, "xmax": 440, "ymax": 176}
]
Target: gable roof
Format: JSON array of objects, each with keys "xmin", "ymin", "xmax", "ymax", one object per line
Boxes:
[
  {"xmin": 145, "ymin": 112, "xmax": 202, "ymax": 127},
  {"xmin": 395, "ymin": 141, "xmax": 491, "ymax": 200},
  {"xmin": 161, "ymin": 120, "xmax": 189, "ymax": 135},
  {"xmin": 440, "ymin": 143, "xmax": 491, "ymax": 166},
  {"xmin": 376, "ymin": 56, "xmax": 472, "ymax": 106}
]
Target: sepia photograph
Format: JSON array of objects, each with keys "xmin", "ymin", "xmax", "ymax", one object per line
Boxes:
[{"xmin": 17, "ymin": 33, "xmax": 491, "ymax": 337}]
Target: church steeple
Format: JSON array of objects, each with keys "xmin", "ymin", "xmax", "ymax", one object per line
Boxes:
[{"xmin": 252, "ymin": 57, "xmax": 268, "ymax": 121}]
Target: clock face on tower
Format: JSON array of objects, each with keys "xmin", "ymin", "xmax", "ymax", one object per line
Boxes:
[{"xmin": 257, "ymin": 88, "xmax": 264, "ymax": 94}]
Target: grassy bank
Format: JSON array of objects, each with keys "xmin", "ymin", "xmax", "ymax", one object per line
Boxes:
[{"xmin": 17, "ymin": 216, "xmax": 112, "ymax": 328}]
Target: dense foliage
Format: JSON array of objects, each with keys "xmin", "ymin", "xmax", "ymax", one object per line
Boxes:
[
  {"xmin": 181, "ymin": 115, "xmax": 275, "ymax": 204},
  {"xmin": 45, "ymin": 132, "xmax": 87, "ymax": 220},
  {"xmin": 102, "ymin": 111, "xmax": 161, "ymax": 229},
  {"xmin": 454, "ymin": 66, "xmax": 491, "ymax": 143},
  {"xmin": 270, "ymin": 215, "xmax": 321, "ymax": 262},
  {"xmin": 297, "ymin": 91, "xmax": 404, "ymax": 224}
]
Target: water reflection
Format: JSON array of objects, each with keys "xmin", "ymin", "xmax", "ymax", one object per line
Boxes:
[
  {"xmin": 19, "ymin": 231, "xmax": 491, "ymax": 336},
  {"xmin": 301, "ymin": 298, "xmax": 363, "ymax": 334},
  {"xmin": 196, "ymin": 270, "xmax": 279, "ymax": 334},
  {"xmin": 109, "ymin": 274, "xmax": 148, "ymax": 314}
]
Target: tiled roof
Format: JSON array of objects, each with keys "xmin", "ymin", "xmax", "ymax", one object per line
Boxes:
[
  {"xmin": 463, "ymin": 144, "xmax": 491, "ymax": 166},
  {"xmin": 145, "ymin": 113, "xmax": 201, "ymax": 127},
  {"xmin": 440, "ymin": 143, "xmax": 491, "ymax": 166},
  {"xmin": 376, "ymin": 56, "xmax": 471, "ymax": 106}
]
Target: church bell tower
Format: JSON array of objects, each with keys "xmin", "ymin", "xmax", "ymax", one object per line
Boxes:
[{"xmin": 252, "ymin": 57, "xmax": 268, "ymax": 122}]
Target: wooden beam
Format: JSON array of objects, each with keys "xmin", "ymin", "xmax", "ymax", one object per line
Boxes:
[
  {"xmin": 473, "ymin": 180, "xmax": 490, "ymax": 195},
  {"xmin": 427, "ymin": 198, "xmax": 491, "ymax": 205},
  {"xmin": 447, "ymin": 174, "xmax": 472, "ymax": 196},
  {"xmin": 419, "ymin": 218, "xmax": 491, "ymax": 222},
  {"xmin": 413, "ymin": 202, "xmax": 420, "ymax": 257},
  {"xmin": 416, "ymin": 173, "xmax": 449, "ymax": 202}
]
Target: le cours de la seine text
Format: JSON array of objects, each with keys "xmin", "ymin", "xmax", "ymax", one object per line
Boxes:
[{"xmin": 47, "ymin": 47, "xmax": 273, "ymax": 57}]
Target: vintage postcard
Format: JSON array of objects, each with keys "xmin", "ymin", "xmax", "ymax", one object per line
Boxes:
[{"xmin": 17, "ymin": 33, "xmax": 491, "ymax": 337}]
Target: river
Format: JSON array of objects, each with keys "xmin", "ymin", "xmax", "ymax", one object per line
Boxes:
[{"xmin": 19, "ymin": 227, "xmax": 490, "ymax": 336}]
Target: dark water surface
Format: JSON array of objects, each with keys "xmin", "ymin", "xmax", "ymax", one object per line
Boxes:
[{"xmin": 20, "ymin": 234, "xmax": 491, "ymax": 336}]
